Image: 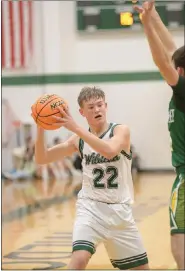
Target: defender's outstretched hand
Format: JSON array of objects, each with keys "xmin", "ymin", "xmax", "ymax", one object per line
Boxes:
[{"xmin": 134, "ymin": 0, "xmax": 155, "ymax": 24}]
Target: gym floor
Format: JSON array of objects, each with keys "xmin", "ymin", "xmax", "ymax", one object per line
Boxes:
[{"xmin": 2, "ymin": 172, "xmax": 176, "ymax": 270}]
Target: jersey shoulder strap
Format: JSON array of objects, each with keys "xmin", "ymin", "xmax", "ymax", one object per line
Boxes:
[
  {"xmin": 109, "ymin": 123, "xmax": 121, "ymax": 138},
  {"xmin": 79, "ymin": 138, "xmax": 84, "ymax": 159}
]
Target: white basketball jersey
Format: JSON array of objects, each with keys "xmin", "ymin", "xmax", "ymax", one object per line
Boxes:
[{"xmin": 78, "ymin": 123, "xmax": 134, "ymax": 204}]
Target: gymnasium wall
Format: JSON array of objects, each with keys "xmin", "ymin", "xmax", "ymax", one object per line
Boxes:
[{"xmin": 2, "ymin": 1, "xmax": 184, "ymax": 170}]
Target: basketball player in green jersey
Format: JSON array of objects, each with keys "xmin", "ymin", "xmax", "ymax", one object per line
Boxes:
[
  {"xmin": 33, "ymin": 87, "xmax": 149, "ymax": 270},
  {"xmin": 134, "ymin": 0, "xmax": 185, "ymax": 269}
]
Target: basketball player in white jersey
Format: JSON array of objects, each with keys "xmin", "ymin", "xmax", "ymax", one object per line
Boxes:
[{"xmin": 33, "ymin": 87, "xmax": 149, "ymax": 270}]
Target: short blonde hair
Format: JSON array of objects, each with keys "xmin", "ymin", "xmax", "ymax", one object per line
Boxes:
[{"xmin": 78, "ymin": 86, "xmax": 105, "ymax": 107}]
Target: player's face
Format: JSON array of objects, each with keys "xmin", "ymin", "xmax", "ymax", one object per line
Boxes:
[{"xmin": 79, "ymin": 98, "xmax": 107, "ymax": 125}]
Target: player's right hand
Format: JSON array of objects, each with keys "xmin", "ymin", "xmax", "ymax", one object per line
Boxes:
[
  {"xmin": 31, "ymin": 105, "xmax": 37, "ymax": 124},
  {"xmin": 31, "ymin": 112, "xmax": 37, "ymax": 123}
]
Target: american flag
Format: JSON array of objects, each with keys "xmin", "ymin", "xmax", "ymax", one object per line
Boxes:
[{"xmin": 2, "ymin": 0, "xmax": 33, "ymax": 69}]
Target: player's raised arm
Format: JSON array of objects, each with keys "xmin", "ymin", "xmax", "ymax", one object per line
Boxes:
[
  {"xmin": 34, "ymin": 127, "xmax": 78, "ymax": 165},
  {"xmin": 134, "ymin": 0, "xmax": 179, "ymax": 86},
  {"xmin": 151, "ymin": 11, "xmax": 176, "ymax": 55},
  {"xmin": 135, "ymin": 1, "xmax": 176, "ymax": 55}
]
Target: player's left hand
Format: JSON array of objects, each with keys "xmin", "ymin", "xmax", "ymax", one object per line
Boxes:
[
  {"xmin": 52, "ymin": 106, "xmax": 79, "ymax": 133},
  {"xmin": 134, "ymin": 0, "xmax": 155, "ymax": 24}
]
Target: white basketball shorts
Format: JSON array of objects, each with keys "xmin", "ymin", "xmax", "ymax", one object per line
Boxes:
[{"xmin": 72, "ymin": 198, "xmax": 148, "ymax": 269}]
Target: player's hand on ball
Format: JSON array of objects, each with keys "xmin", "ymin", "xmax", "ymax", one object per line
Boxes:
[
  {"xmin": 31, "ymin": 105, "xmax": 37, "ymax": 123},
  {"xmin": 52, "ymin": 106, "xmax": 79, "ymax": 132},
  {"xmin": 31, "ymin": 112, "xmax": 36, "ymax": 123},
  {"xmin": 30, "ymin": 109, "xmax": 44, "ymax": 130}
]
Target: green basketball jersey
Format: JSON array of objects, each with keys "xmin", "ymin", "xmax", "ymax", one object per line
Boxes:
[{"xmin": 168, "ymin": 76, "xmax": 185, "ymax": 169}]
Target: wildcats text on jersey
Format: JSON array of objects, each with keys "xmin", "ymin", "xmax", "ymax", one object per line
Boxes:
[{"xmin": 84, "ymin": 152, "xmax": 120, "ymax": 165}]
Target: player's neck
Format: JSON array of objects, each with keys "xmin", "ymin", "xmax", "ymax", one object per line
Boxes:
[{"xmin": 89, "ymin": 122, "xmax": 110, "ymax": 137}]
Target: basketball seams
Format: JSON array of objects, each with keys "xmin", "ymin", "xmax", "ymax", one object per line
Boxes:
[
  {"xmin": 36, "ymin": 96, "xmax": 58, "ymax": 117},
  {"xmin": 38, "ymin": 99, "xmax": 66, "ymax": 117},
  {"xmin": 32, "ymin": 111, "xmax": 53, "ymax": 126},
  {"xmin": 35, "ymin": 99, "xmax": 41, "ymax": 115},
  {"xmin": 35, "ymin": 95, "xmax": 56, "ymax": 115},
  {"xmin": 32, "ymin": 109, "xmax": 62, "ymax": 131},
  {"xmin": 35, "ymin": 96, "xmax": 59, "ymax": 121},
  {"xmin": 37, "ymin": 119, "xmax": 52, "ymax": 126},
  {"xmin": 39, "ymin": 110, "xmax": 61, "ymax": 118}
]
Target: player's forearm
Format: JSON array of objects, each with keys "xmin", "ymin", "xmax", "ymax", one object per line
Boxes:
[
  {"xmin": 74, "ymin": 126, "xmax": 115, "ymax": 159},
  {"xmin": 35, "ymin": 127, "xmax": 48, "ymax": 164},
  {"xmin": 151, "ymin": 9, "xmax": 177, "ymax": 54},
  {"xmin": 143, "ymin": 23, "xmax": 170, "ymax": 68}
]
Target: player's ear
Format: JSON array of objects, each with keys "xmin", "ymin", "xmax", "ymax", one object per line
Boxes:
[
  {"xmin": 177, "ymin": 67, "xmax": 184, "ymax": 76},
  {"xmin": 180, "ymin": 67, "xmax": 184, "ymax": 76},
  {"xmin": 79, "ymin": 108, "xmax": 85, "ymax": 117}
]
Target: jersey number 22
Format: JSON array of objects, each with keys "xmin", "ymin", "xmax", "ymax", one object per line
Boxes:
[{"xmin": 92, "ymin": 166, "xmax": 118, "ymax": 189}]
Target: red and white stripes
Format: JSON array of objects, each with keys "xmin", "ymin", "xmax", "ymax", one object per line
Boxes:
[{"xmin": 2, "ymin": 0, "xmax": 33, "ymax": 69}]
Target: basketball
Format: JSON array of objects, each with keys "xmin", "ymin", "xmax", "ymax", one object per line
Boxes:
[{"xmin": 31, "ymin": 94, "xmax": 68, "ymax": 130}]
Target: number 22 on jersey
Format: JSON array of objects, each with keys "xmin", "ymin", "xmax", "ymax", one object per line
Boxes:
[{"xmin": 92, "ymin": 166, "xmax": 118, "ymax": 189}]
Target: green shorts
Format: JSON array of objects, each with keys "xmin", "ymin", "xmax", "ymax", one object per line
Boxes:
[{"xmin": 169, "ymin": 172, "xmax": 185, "ymax": 235}]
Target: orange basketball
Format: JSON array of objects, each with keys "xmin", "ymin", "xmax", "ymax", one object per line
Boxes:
[{"xmin": 31, "ymin": 94, "xmax": 68, "ymax": 130}]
